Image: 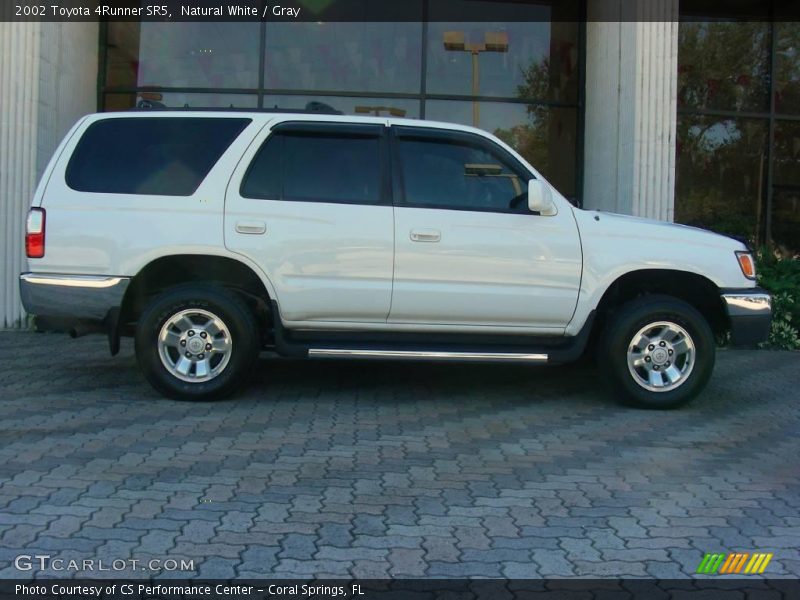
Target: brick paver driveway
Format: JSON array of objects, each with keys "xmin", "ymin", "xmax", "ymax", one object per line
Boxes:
[{"xmin": 0, "ymin": 331, "xmax": 798, "ymax": 579}]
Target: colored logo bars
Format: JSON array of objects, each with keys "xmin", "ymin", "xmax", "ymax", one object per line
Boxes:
[{"xmin": 697, "ymin": 552, "xmax": 773, "ymax": 574}]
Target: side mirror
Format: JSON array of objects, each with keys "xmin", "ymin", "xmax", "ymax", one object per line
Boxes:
[{"xmin": 528, "ymin": 179, "xmax": 557, "ymax": 216}]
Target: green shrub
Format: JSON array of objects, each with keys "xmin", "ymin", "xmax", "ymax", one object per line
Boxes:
[{"xmin": 755, "ymin": 248, "xmax": 800, "ymax": 350}]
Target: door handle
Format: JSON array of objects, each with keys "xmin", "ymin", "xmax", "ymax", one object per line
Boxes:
[
  {"xmin": 235, "ymin": 221, "xmax": 266, "ymax": 235},
  {"xmin": 410, "ymin": 229, "xmax": 441, "ymax": 243}
]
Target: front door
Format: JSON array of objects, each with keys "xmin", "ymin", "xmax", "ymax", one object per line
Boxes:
[
  {"xmin": 388, "ymin": 126, "xmax": 582, "ymax": 330},
  {"xmin": 225, "ymin": 120, "xmax": 394, "ymax": 323}
]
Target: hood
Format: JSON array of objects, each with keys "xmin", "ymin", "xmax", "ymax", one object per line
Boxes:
[{"xmin": 582, "ymin": 210, "xmax": 747, "ymax": 253}]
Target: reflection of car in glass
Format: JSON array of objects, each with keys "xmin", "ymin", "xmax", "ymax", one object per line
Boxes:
[
  {"xmin": 20, "ymin": 111, "xmax": 771, "ymax": 408},
  {"xmin": 136, "ymin": 95, "xmax": 166, "ymax": 110}
]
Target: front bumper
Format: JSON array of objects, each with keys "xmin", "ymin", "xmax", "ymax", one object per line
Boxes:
[
  {"xmin": 721, "ymin": 287, "xmax": 772, "ymax": 346},
  {"xmin": 19, "ymin": 273, "xmax": 130, "ymax": 332}
]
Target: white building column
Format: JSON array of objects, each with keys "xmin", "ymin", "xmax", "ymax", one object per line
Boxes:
[
  {"xmin": 583, "ymin": 0, "xmax": 679, "ymax": 221},
  {"xmin": 0, "ymin": 22, "xmax": 41, "ymax": 329},
  {"xmin": 0, "ymin": 22, "xmax": 97, "ymax": 328}
]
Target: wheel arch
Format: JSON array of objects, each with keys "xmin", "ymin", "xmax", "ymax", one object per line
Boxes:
[
  {"xmin": 588, "ymin": 268, "xmax": 729, "ymax": 344},
  {"xmin": 119, "ymin": 254, "xmax": 277, "ymax": 334}
]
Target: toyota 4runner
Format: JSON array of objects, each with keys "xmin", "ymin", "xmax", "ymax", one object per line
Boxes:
[{"xmin": 20, "ymin": 111, "xmax": 772, "ymax": 408}]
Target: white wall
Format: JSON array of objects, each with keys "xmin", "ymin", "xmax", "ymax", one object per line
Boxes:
[
  {"xmin": 0, "ymin": 23, "xmax": 41, "ymax": 329},
  {"xmin": 0, "ymin": 23, "xmax": 97, "ymax": 328},
  {"xmin": 583, "ymin": 0, "xmax": 679, "ymax": 220}
]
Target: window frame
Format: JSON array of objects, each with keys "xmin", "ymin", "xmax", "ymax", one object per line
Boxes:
[
  {"xmin": 239, "ymin": 121, "xmax": 392, "ymax": 207},
  {"xmin": 390, "ymin": 125, "xmax": 535, "ymax": 215}
]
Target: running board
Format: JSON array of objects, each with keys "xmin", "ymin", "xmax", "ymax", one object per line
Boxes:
[
  {"xmin": 308, "ymin": 349, "xmax": 548, "ymax": 362},
  {"xmin": 269, "ymin": 301, "xmax": 596, "ymax": 365}
]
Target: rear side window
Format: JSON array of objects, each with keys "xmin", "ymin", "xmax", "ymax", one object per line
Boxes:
[
  {"xmin": 241, "ymin": 125, "xmax": 383, "ymax": 205},
  {"xmin": 66, "ymin": 117, "xmax": 251, "ymax": 196}
]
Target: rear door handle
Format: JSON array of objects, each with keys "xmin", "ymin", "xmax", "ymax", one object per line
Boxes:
[
  {"xmin": 410, "ymin": 229, "xmax": 441, "ymax": 243},
  {"xmin": 235, "ymin": 221, "xmax": 266, "ymax": 235}
]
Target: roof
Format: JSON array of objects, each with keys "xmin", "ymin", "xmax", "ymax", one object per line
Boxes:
[{"xmin": 99, "ymin": 108, "xmax": 493, "ymax": 137}]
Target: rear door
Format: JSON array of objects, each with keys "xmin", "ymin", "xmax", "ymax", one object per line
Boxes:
[
  {"xmin": 224, "ymin": 120, "xmax": 394, "ymax": 323},
  {"xmin": 388, "ymin": 125, "xmax": 582, "ymax": 330}
]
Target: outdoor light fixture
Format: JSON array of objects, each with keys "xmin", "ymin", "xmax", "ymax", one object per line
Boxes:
[
  {"xmin": 443, "ymin": 30, "xmax": 509, "ymax": 126},
  {"xmin": 443, "ymin": 30, "xmax": 467, "ymax": 51}
]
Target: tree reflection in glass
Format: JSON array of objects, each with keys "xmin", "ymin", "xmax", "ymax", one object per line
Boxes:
[
  {"xmin": 675, "ymin": 116, "xmax": 767, "ymax": 244},
  {"xmin": 775, "ymin": 23, "xmax": 800, "ymax": 115},
  {"xmin": 491, "ymin": 55, "xmax": 577, "ymax": 201},
  {"xmin": 772, "ymin": 120, "xmax": 800, "ymax": 254},
  {"xmin": 678, "ymin": 21, "xmax": 770, "ymax": 112}
]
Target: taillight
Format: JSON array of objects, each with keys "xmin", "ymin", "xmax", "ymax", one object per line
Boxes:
[
  {"xmin": 26, "ymin": 208, "xmax": 46, "ymax": 258},
  {"xmin": 735, "ymin": 250, "xmax": 756, "ymax": 280}
]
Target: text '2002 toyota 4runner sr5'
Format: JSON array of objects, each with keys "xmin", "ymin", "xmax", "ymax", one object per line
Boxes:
[{"xmin": 20, "ymin": 111, "xmax": 771, "ymax": 408}]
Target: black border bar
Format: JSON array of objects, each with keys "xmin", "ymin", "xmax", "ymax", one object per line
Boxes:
[
  {"xmin": 3, "ymin": 0, "xmax": 800, "ymax": 22},
  {"xmin": 2, "ymin": 579, "xmax": 800, "ymax": 600}
]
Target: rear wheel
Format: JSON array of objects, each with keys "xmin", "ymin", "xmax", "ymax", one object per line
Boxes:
[
  {"xmin": 599, "ymin": 295, "xmax": 715, "ymax": 409},
  {"xmin": 135, "ymin": 285, "xmax": 259, "ymax": 400}
]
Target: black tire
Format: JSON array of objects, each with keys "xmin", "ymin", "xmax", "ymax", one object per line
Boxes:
[
  {"xmin": 134, "ymin": 284, "xmax": 259, "ymax": 401},
  {"xmin": 598, "ymin": 294, "xmax": 715, "ymax": 409}
]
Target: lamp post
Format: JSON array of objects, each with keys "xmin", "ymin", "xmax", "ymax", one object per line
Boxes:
[{"xmin": 443, "ymin": 31, "xmax": 509, "ymax": 127}]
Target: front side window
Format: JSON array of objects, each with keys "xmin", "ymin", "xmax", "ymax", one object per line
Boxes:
[
  {"xmin": 395, "ymin": 129, "xmax": 530, "ymax": 212},
  {"xmin": 66, "ymin": 117, "xmax": 251, "ymax": 196},
  {"xmin": 242, "ymin": 126, "xmax": 383, "ymax": 205}
]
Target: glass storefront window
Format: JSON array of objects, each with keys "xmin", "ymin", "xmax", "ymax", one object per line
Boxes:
[
  {"xmin": 675, "ymin": 115, "xmax": 768, "ymax": 243},
  {"xmin": 425, "ymin": 101, "xmax": 577, "ymax": 199},
  {"xmin": 775, "ymin": 22, "xmax": 800, "ymax": 115},
  {"xmin": 774, "ymin": 120, "xmax": 800, "ymax": 187},
  {"xmin": 262, "ymin": 95, "xmax": 420, "ymax": 119},
  {"xmin": 263, "ymin": 23, "xmax": 423, "ymax": 94},
  {"xmin": 104, "ymin": 92, "xmax": 258, "ymax": 111},
  {"xmin": 104, "ymin": 93, "xmax": 258, "ymax": 111},
  {"xmin": 105, "ymin": 22, "xmax": 140, "ymax": 88},
  {"xmin": 678, "ymin": 14, "xmax": 800, "ymax": 252},
  {"xmin": 678, "ymin": 21, "xmax": 770, "ymax": 112},
  {"xmin": 138, "ymin": 92, "xmax": 258, "ymax": 109},
  {"xmin": 101, "ymin": 5, "xmax": 583, "ymax": 204},
  {"xmin": 772, "ymin": 120, "xmax": 800, "ymax": 253},
  {"xmin": 103, "ymin": 93, "xmax": 138, "ymax": 112},
  {"xmin": 772, "ymin": 187, "xmax": 800, "ymax": 254},
  {"xmin": 426, "ymin": 20, "xmax": 578, "ymax": 102},
  {"xmin": 137, "ymin": 23, "xmax": 260, "ymax": 88}
]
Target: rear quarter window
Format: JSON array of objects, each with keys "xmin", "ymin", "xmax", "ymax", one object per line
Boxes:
[{"xmin": 65, "ymin": 117, "xmax": 251, "ymax": 196}]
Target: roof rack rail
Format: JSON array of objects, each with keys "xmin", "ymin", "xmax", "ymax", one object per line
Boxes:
[{"xmin": 130, "ymin": 100, "xmax": 343, "ymax": 115}]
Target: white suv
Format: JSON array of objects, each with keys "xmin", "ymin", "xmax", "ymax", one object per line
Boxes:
[{"xmin": 20, "ymin": 111, "xmax": 771, "ymax": 408}]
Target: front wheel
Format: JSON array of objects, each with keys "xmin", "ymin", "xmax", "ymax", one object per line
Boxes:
[
  {"xmin": 135, "ymin": 285, "xmax": 259, "ymax": 401},
  {"xmin": 598, "ymin": 295, "xmax": 715, "ymax": 409}
]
